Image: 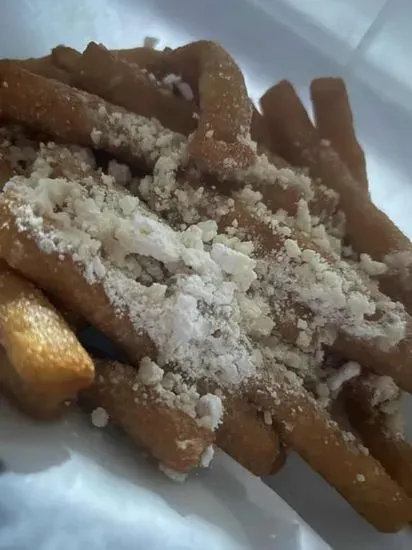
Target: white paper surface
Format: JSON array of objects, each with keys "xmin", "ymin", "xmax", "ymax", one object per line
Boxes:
[
  {"xmin": 0, "ymin": 1, "xmax": 411, "ymax": 549},
  {"xmin": 0, "ymin": 398, "xmax": 330, "ymax": 550}
]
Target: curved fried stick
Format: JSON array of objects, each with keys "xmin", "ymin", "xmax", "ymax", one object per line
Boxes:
[
  {"xmin": 260, "ymin": 80, "xmax": 412, "ymax": 315},
  {"xmin": 0, "ymin": 264, "xmax": 94, "ymax": 415},
  {"xmin": 345, "ymin": 376, "xmax": 412, "ymax": 498},
  {"xmin": 161, "ymin": 40, "xmax": 256, "ymax": 175},
  {"xmin": 54, "ymin": 41, "xmax": 256, "ymax": 176},
  {"xmin": 247, "ymin": 367, "xmax": 412, "ymax": 532},
  {"xmin": 53, "ymin": 42, "xmax": 198, "ymax": 136},
  {"xmin": 81, "ymin": 360, "xmax": 214, "ymax": 473},
  {"xmin": 310, "ymin": 77, "xmax": 368, "ymax": 192}
]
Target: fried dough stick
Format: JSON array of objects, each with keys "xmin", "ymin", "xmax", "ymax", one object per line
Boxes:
[
  {"xmin": 54, "ymin": 41, "xmax": 256, "ymax": 175},
  {"xmin": 260, "ymin": 80, "xmax": 412, "ymax": 314},
  {"xmin": 152, "ymin": 40, "xmax": 256, "ymax": 174},
  {"xmin": 0, "ymin": 264, "xmax": 94, "ymax": 417},
  {"xmin": 52, "ymin": 44, "xmax": 284, "ymax": 173},
  {"xmin": 83, "ymin": 359, "xmax": 284, "ymax": 476},
  {"xmin": 345, "ymin": 375, "xmax": 412, "ymax": 498},
  {"xmin": 0, "ymin": 63, "xmax": 335, "ymax": 226},
  {"xmin": 246, "ymin": 366, "xmax": 412, "ymax": 532},
  {"xmin": 53, "ymin": 43, "xmax": 198, "ymax": 137},
  {"xmin": 310, "ymin": 77, "xmax": 368, "ymax": 192},
  {"xmin": 0, "ymin": 61, "xmax": 186, "ymax": 173},
  {"xmin": 0, "ymin": 210, "xmax": 409, "ymax": 530},
  {"xmin": 53, "ymin": 44, "xmax": 274, "ymax": 154},
  {"xmin": 81, "ymin": 360, "xmax": 214, "ymax": 473}
]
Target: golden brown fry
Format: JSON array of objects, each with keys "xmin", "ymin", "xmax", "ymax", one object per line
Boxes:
[
  {"xmin": 0, "ymin": 62, "xmax": 184, "ymax": 172},
  {"xmin": 216, "ymin": 394, "xmax": 284, "ymax": 476},
  {"xmin": 51, "ymin": 45, "xmax": 81, "ymax": 73},
  {"xmin": 0, "ymin": 208, "xmax": 156, "ymax": 362},
  {"xmin": 0, "ymin": 263, "xmax": 94, "ymax": 413},
  {"xmin": 209, "ymin": 200, "xmax": 412, "ymax": 394},
  {"xmin": 56, "ymin": 42, "xmax": 198, "ymax": 136},
  {"xmin": 310, "ymin": 77, "xmax": 368, "ymax": 191},
  {"xmin": 81, "ymin": 360, "xmax": 214, "ymax": 473},
  {"xmin": 248, "ymin": 367, "xmax": 412, "ymax": 532},
  {"xmin": 345, "ymin": 377, "xmax": 412, "ymax": 498},
  {"xmin": 260, "ymin": 80, "xmax": 412, "ymax": 315},
  {"xmin": 0, "ymin": 55, "xmax": 72, "ymax": 85},
  {"xmin": 0, "ymin": 175, "xmax": 282, "ymax": 474},
  {"xmin": 162, "ymin": 40, "xmax": 256, "ymax": 175},
  {"xmin": 0, "ymin": 346, "xmax": 65, "ymax": 419}
]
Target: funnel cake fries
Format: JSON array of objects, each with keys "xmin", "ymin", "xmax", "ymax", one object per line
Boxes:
[
  {"xmin": 83, "ymin": 359, "xmax": 282, "ymax": 476},
  {"xmin": 345, "ymin": 374, "xmax": 412, "ymax": 499},
  {"xmin": 1, "ymin": 38, "xmax": 412, "ymax": 532},
  {"xmin": 82, "ymin": 360, "xmax": 215, "ymax": 474},
  {"xmin": 2, "ymin": 139, "xmax": 412, "ymax": 394},
  {"xmin": 52, "ymin": 44, "xmax": 278, "ymax": 166},
  {"xmin": 1, "ymin": 149, "xmax": 412, "ymax": 530},
  {"xmin": 310, "ymin": 77, "xmax": 368, "ymax": 192},
  {"xmin": 260, "ymin": 80, "xmax": 412, "ymax": 315},
  {"xmin": 0, "ymin": 62, "xmax": 342, "ymax": 237},
  {"xmin": 53, "ymin": 43, "xmax": 198, "ymax": 137},
  {"xmin": 249, "ymin": 367, "xmax": 411, "ymax": 533},
  {"xmin": 54, "ymin": 40, "xmax": 256, "ymax": 176},
  {"xmin": 0, "ymin": 264, "xmax": 94, "ymax": 416},
  {"xmin": 0, "ymin": 62, "xmax": 189, "ymax": 173}
]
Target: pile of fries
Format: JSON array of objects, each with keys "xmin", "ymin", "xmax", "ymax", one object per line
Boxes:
[{"xmin": 0, "ymin": 39, "xmax": 412, "ymax": 533}]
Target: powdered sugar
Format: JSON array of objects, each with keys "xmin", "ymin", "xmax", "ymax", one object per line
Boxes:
[
  {"xmin": 6, "ymin": 163, "xmax": 263, "ymax": 396},
  {"xmin": 91, "ymin": 407, "xmax": 109, "ymax": 428},
  {"xmin": 138, "ymin": 357, "xmax": 164, "ymax": 385},
  {"xmin": 359, "ymin": 253, "xmax": 388, "ymax": 276}
]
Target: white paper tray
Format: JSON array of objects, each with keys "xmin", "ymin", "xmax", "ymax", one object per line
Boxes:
[
  {"xmin": 0, "ymin": 398, "xmax": 329, "ymax": 550},
  {"xmin": 0, "ymin": 1, "xmax": 411, "ymax": 549}
]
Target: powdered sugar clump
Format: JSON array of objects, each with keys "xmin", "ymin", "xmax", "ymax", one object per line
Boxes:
[
  {"xmin": 6, "ymin": 164, "xmax": 262, "ymax": 395},
  {"xmin": 91, "ymin": 407, "xmax": 109, "ymax": 428}
]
